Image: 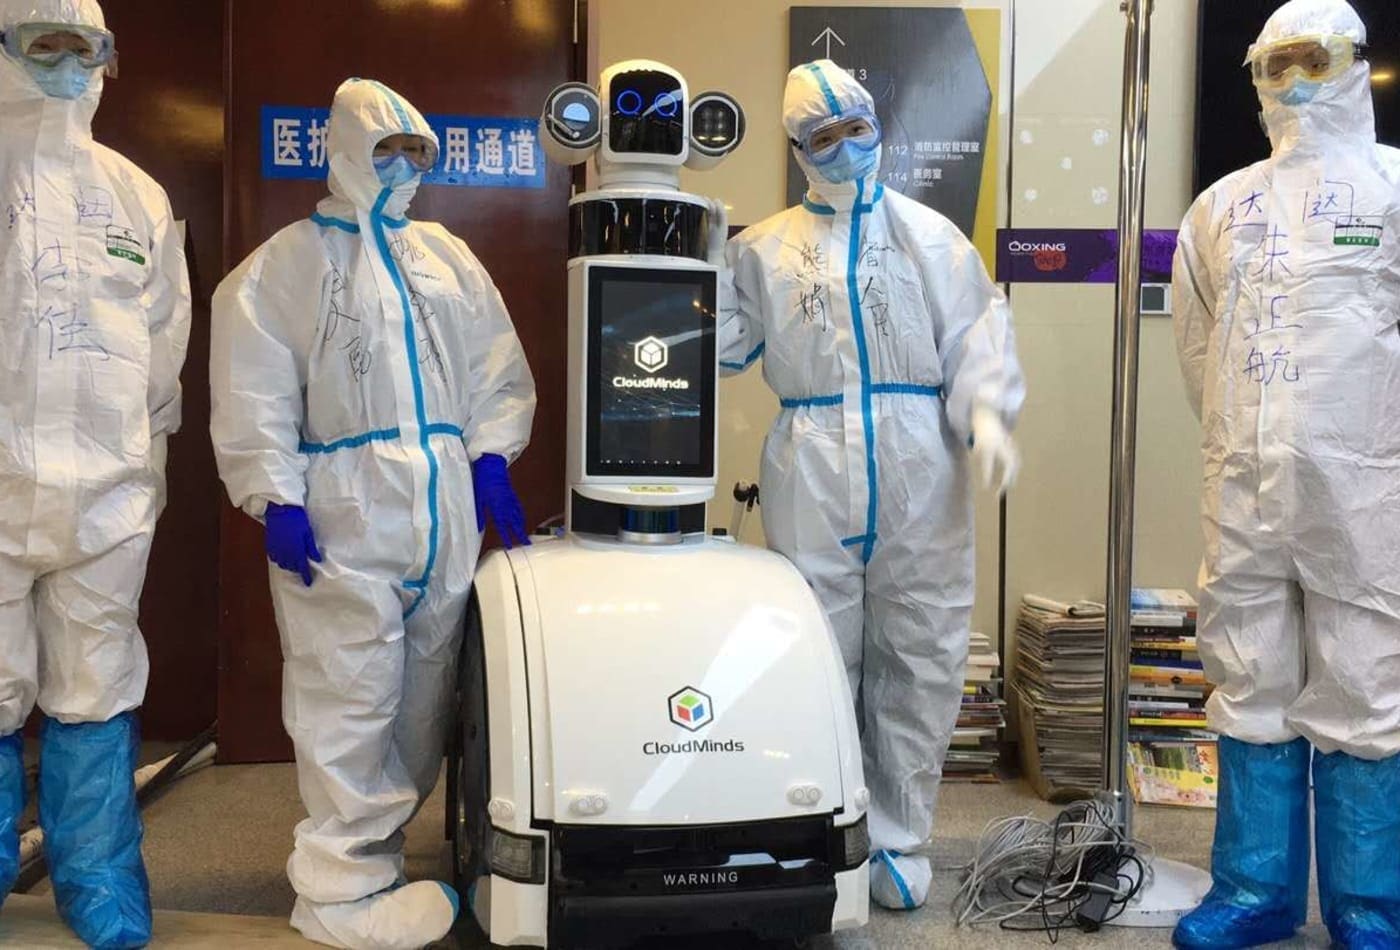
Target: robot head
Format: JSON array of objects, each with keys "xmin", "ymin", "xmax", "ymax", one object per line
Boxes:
[{"xmin": 541, "ymin": 59, "xmax": 745, "ymax": 179}]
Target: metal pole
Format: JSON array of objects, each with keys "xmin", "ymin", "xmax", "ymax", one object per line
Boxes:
[{"xmin": 1102, "ymin": 0, "xmax": 1153, "ymax": 839}]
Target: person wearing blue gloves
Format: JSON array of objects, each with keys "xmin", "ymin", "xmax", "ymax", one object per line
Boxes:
[
  {"xmin": 211, "ymin": 79, "xmax": 535, "ymax": 950},
  {"xmin": 0, "ymin": 1, "xmax": 192, "ymax": 947},
  {"xmin": 1172, "ymin": 1, "xmax": 1400, "ymax": 948}
]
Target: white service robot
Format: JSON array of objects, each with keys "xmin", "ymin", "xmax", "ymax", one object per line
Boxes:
[{"xmin": 449, "ymin": 61, "xmax": 870, "ymax": 948}]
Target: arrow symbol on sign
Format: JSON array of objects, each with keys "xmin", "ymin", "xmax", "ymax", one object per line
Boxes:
[{"xmin": 811, "ymin": 26, "xmax": 846, "ymax": 60}]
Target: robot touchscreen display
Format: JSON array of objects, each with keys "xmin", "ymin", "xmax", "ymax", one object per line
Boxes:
[{"xmin": 586, "ymin": 269, "xmax": 716, "ymax": 478}]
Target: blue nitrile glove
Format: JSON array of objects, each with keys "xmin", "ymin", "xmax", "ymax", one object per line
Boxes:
[
  {"xmin": 472, "ymin": 453, "xmax": 530, "ymax": 549},
  {"xmin": 265, "ymin": 503, "xmax": 323, "ymax": 587}
]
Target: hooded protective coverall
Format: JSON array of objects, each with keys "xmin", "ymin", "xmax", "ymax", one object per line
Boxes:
[
  {"xmin": 0, "ymin": 1, "xmax": 191, "ymax": 945},
  {"xmin": 1172, "ymin": 2, "xmax": 1400, "ymax": 947},
  {"xmin": 211, "ymin": 79, "xmax": 535, "ymax": 949},
  {"xmin": 719, "ymin": 61, "xmax": 1024, "ymax": 909}
]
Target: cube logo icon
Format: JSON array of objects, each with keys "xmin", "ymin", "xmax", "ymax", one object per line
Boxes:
[
  {"xmin": 634, "ymin": 336, "xmax": 669, "ymax": 374},
  {"xmin": 668, "ymin": 687, "xmax": 714, "ymax": 732}
]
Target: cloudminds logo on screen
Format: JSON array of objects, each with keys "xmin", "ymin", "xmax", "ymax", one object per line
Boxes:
[{"xmin": 614, "ymin": 336, "xmax": 691, "ymax": 390}]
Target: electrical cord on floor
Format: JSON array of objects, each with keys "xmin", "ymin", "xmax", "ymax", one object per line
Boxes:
[{"xmin": 951, "ymin": 798, "xmax": 1149, "ymax": 942}]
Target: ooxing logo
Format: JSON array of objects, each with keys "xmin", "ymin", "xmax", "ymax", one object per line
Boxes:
[{"xmin": 1006, "ymin": 239, "xmax": 1069, "ymax": 273}]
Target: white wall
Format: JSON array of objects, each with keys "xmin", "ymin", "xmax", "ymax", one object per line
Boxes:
[
  {"xmin": 1004, "ymin": 0, "xmax": 1203, "ymax": 664},
  {"xmin": 589, "ymin": 0, "xmax": 1206, "ymax": 658}
]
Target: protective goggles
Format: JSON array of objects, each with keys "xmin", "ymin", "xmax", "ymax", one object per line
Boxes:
[
  {"xmin": 371, "ymin": 134, "xmax": 439, "ymax": 172},
  {"xmin": 1245, "ymin": 34, "xmax": 1361, "ymax": 91},
  {"xmin": 792, "ymin": 110, "xmax": 882, "ymax": 166},
  {"xmin": 0, "ymin": 22, "xmax": 116, "ymax": 73}
]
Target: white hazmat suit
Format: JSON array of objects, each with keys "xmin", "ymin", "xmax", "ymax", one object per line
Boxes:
[
  {"xmin": 1175, "ymin": 0, "xmax": 1400, "ymax": 764},
  {"xmin": 211, "ymin": 78, "xmax": 535, "ymax": 949},
  {"xmin": 719, "ymin": 60, "xmax": 1024, "ymax": 909},
  {"xmin": 0, "ymin": 0, "xmax": 190, "ymax": 740},
  {"xmin": 1173, "ymin": 2, "xmax": 1400, "ymax": 947}
]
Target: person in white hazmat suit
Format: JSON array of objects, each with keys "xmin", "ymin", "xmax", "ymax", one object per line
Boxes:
[
  {"xmin": 211, "ymin": 78, "xmax": 535, "ymax": 950},
  {"xmin": 1171, "ymin": 2, "xmax": 1400, "ymax": 948},
  {"xmin": 717, "ymin": 60, "xmax": 1025, "ymax": 910},
  {"xmin": 0, "ymin": 2, "xmax": 191, "ymax": 947}
]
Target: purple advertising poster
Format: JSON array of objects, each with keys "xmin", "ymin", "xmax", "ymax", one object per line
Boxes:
[{"xmin": 996, "ymin": 228, "xmax": 1179, "ymax": 284}]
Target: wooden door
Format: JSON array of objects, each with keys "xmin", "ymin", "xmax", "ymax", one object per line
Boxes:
[
  {"xmin": 219, "ymin": 0, "xmax": 576, "ymax": 762},
  {"xmin": 95, "ymin": 0, "xmax": 225, "ymax": 741}
]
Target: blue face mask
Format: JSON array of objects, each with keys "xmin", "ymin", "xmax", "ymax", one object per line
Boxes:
[
  {"xmin": 373, "ymin": 154, "xmax": 419, "ymax": 189},
  {"xmin": 1277, "ymin": 77, "xmax": 1323, "ymax": 106},
  {"xmin": 817, "ymin": 139, "xmax": 881, "ymax": 184},
  {"xmin": 25, "ymin": 56, "xmax": 92, "ymax": 101}
]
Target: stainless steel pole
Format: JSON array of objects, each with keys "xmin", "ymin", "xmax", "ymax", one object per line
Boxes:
[{"xmin": 1102, "ymin": 0, "xmax": 1154, "ymax": 839}]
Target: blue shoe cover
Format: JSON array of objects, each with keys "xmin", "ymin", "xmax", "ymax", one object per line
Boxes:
[
  {"xmin": 0, "ymin": 732, "xmax": 23, "ymax": 908},
  {"xmin": 1173, "ymin": 736, "xmax": 1310, "ymax": 949},
  {"xmin": 40, "ymin": 713, "xmax": 151, "ymax": 949},
  {"xmin": 1314, "ymin": 750, "xmax": 1400, "ymax": 950}
]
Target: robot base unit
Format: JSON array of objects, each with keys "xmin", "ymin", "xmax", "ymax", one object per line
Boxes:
[
  {"xmin": 453, "ymin": 536, "xmax": 869, "ymax": 947},
  {"xmin": 449, "ymin": 59, "xmax": 870, "ymax": 947}
]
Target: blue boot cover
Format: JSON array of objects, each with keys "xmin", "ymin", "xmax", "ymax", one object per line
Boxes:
[
  {"xmin": 1314, "ymin": 749, "xmax": 1400, "ymax": 950},
  {"xmin": 1173, "ymin": 736, "xmax": 1311, "ymax": 949},
  {"xmin": 0, "ymin": 732, "xmax": 23, "ymax": 908},
  {"xmin": 39, "ymin": 713, "xmax": 151, "ymax": 949}
]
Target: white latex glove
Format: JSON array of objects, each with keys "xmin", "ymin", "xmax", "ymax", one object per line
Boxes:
[
  {"xmin": 706, "ymin": 197, "xmax": 730, "ymax": 266},
  {"xmin": 970, "ymin": 405, "xmax": 1020, "ymax": 495}
]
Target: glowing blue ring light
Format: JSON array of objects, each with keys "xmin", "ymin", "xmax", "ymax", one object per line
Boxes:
[
  {"xmin": 654, "ymin": 92, "xmax": 679, "ymax": 118},
  {"xmin": 616, "ymin": 89, "xmax": 643, "ymax": 116}
]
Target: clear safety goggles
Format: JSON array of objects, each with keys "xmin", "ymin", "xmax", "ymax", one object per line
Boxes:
[
  {"xmin": 372, "ymin": 134, "xmax": 439, "ymax": 172},
  {"xmin": 0, "ymin": 22, "xmax": 117, "ymax": 74},
  {"xmin": 793, "ymin": 110, "xmax": 882, "ymax": 166},
  {"xmin": 1245, "ymin": 34, "xmax": 1362, "ymax": 91}
]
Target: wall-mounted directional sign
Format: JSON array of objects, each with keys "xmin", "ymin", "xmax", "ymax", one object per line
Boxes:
[{"xmin": 788, "ymin": 6, "xmax": 996, "ymax": 239}]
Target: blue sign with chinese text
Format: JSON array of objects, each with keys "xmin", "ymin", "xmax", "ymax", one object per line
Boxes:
[{"xmin": 260, "ymin": 106, "xmax": 546, "ymax": 190}]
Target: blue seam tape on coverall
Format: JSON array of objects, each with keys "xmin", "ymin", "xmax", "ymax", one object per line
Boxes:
[
  {"xmin": 875, "ymin": 849, "xmax": 917, "ymax": 909},
  {"xmin": 847, "ymin": 177, "xmax": 879, "ymax": 564},
  {"xmin": 368, "ymin": 187, "xmax": 441, "ymax": 617},
  {"xmin": 720, "ymin": 341, "xmax": 765, "ymax": 371},
  {"xmin": 804, "ymin": 183, "xmax": 886, "ymax": 218},
  {"xmin": 311, "ymin": 212, "xmax": 409, "ymax": 233},
  {"xmin": 365, "ymin": 80, "xmax": 414, "ymax": 134},
  {"xmin": 299, "ymin": 424, "xmax": 463, "ymax": 455},
  {"xmin": 806, "ymin": 63, "xmax": 844, "ymax": 115},
  {"xmin": 781, "ymin": 385, "xmax": 942, "ymax": 409}
]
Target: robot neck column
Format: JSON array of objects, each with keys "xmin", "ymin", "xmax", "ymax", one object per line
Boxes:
[{"xmin": 596, "ymin": 162, "xmax": 683, "ymax": 193}]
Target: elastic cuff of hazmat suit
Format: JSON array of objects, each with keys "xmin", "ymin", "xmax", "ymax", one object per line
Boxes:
[{"xmin": 39, "ymin": 713, "xmax": 151, "ymax": 950}]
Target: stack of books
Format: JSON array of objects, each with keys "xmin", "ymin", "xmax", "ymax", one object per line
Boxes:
[
  {"xmin": 946, "ymin": 631, "xmax": 1005, "ymax": 783},
  {"xmin": 1127, "ymin": 589, "xmax": 1219, "ymax": 808},
  {"xmin": 1012, "ymin": 598, "xmax": 1107, "ymax": 797}
]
